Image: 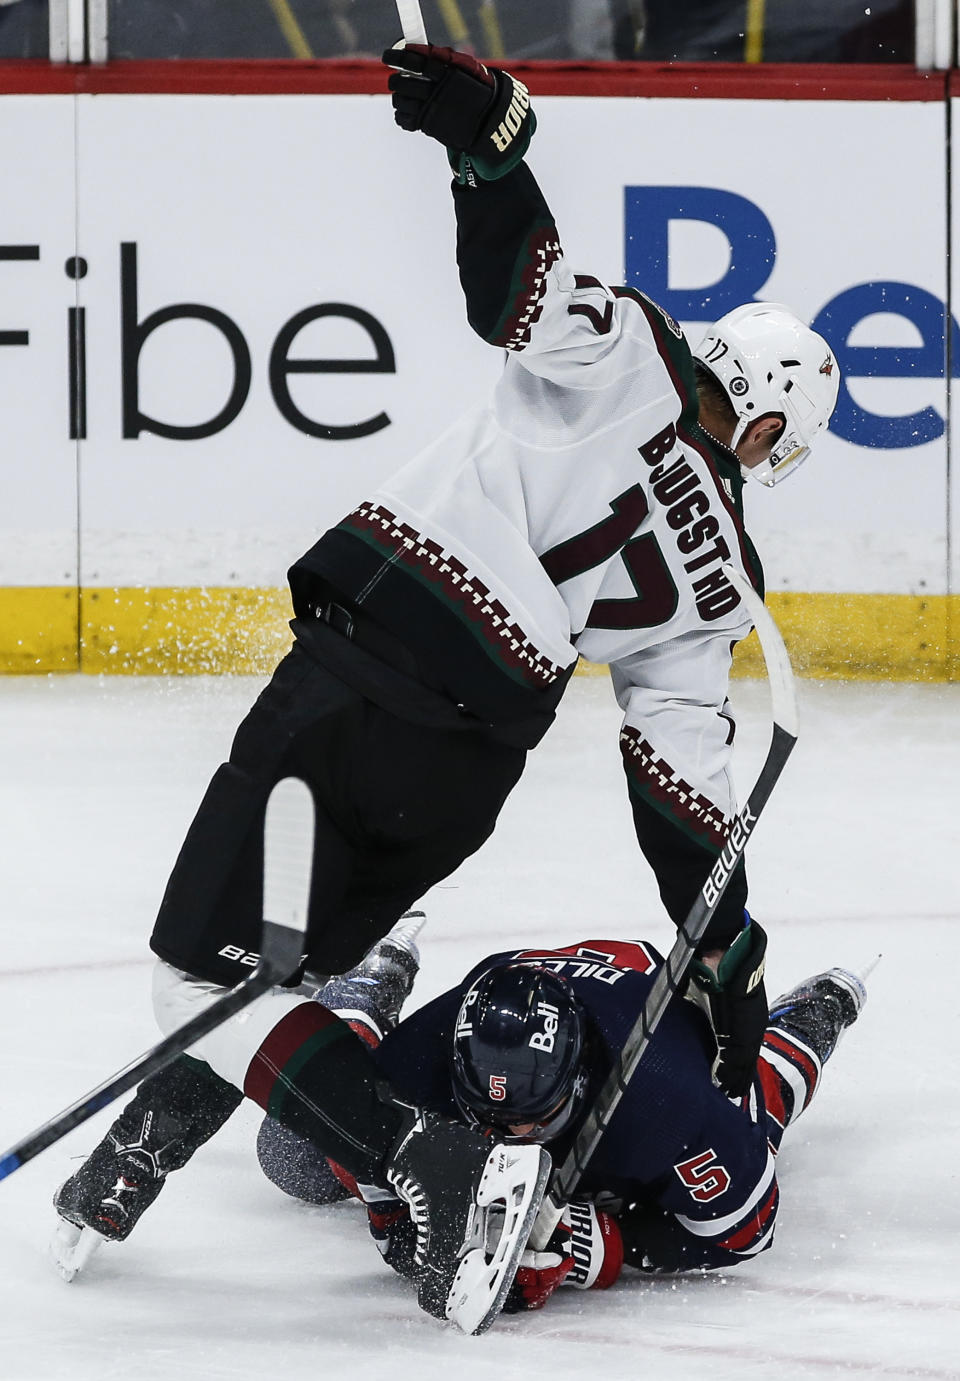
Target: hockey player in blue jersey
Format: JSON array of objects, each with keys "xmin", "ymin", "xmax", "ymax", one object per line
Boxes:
[{"xmin": 257, "ymin": 922, "xmax": 869, "ymax": 1311}]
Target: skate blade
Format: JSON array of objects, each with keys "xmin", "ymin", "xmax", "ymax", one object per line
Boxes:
[
  {"xmin": 445, "ymin": 1143, "xmax": 552, "ymax": 1336},
  {"xmin": 853, "ymin": 954, "xmax": 882, "ymax": 983},
  {"xmin": 389, "ymin": 910, "xmax": 427, "ymax": 954},
  {"xmin": 50, "ymin": 1217, "xmax": 108, "ymax": 1282}
]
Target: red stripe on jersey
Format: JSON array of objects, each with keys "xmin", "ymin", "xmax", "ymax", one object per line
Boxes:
[
  {"xmin": 718, "ymin": 1180, "xmax": 779, "ymax": 1253},
  {"xmin": 244, "ymin": 1001, "xmax": 340, "ymax": 1108},
  {"xmin": 764, "ymin": 1030, "xmax": 820, "ymax": 1107},
  {"xmin": 757, "ymin": 1054, "xmax": 788, "ymax": 1130},
  {"xmin": 345, "ymin": 1017, "xmax": 380, "ymax": 1051},
  {"xmin": 513, "ymin": 939, "xmax": 658, "ymax": 974},
  {"xmin": 328, "ymin": 1161, "xmax": 361, "ymax": 1200}
]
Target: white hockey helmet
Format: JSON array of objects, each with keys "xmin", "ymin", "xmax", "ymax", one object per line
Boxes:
[{"xmin": 694, "ymin": 303, "xmax": 840, "ymax": 486}]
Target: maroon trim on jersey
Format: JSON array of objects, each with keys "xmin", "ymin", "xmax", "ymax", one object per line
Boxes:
[
  {"xmin": 340, "ymin": 501, "xmax": 566, "ymax": 689},
  {"xmin": 717, "ymin": 1179, "xmax": 779, "ymax": 1253},
  {"xmin": 620, "ymin": 724, "xmax": 728, "ymax": 851},
  {"xmin": 763, "ymin": 1029, "xmax": 821, "ymax": 1109},
  {"xmin": 243, "ymin": 1000, "xmax": 340, "ymax": 1109},
  {"xmin": 496, "ymin": 225, "xmax": 563, "ymax": 351},
  {"xmin": 0, "ymin": 61, "xmax": 939, "ymax": 101},
  {"xmin": 612, "ymin": 287, "xmax": 695, "ymax": 414}
]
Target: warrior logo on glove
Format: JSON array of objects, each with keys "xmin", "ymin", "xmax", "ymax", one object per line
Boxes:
[{"xmin": 383, "ymin": 44, "xmax": 537, "ymax": 184}]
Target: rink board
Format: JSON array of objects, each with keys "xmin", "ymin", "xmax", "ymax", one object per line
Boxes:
[{"xmin": 0, "ymin": 72, "xmax": 955, "ymax": 675}]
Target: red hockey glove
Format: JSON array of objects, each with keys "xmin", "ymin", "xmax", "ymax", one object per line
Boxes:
[
  {"xmin": 382, "ymin": 44, "xmax": 535, "ymax": 183},
  {"xmin": 690, "ymin": 917, "xmax": 769, "ymax": 1098},
  {"xmin": 502, "ymin": 1201, "xmax": 623, "ymax": 1312},
  {"xmin": 503, "ymin": 1222, "xmax": 574, "ymax": 1312}
]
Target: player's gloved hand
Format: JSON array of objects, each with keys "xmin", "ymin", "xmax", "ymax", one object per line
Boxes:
[
  {"xmin": 501, "ymin": 1201, "xmax": 623, "ymax": 1311},
  {"xmin": 503, "ymin": 1222, "xmax": 574, "ymax": 1311},
  {"xmin": 382, "ymin": 44, "xmax": 535, "ymax": 183},
  {"xmin": 689, "ymin": 916, "xmax": 769, "ymax": 1098}
]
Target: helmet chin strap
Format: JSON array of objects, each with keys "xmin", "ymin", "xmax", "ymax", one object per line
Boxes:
[
  {"xmin": 699, "ymin": 417, "xmax": 742, "ymax": 459},
  {"xmin": 729, "ymin": 415, "xmax": 749, "ymax": 450}
]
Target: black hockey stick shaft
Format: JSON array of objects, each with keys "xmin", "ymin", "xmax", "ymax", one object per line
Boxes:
[
  {"xmin": 531, "ymin": 566, "xmax": 798, "ymax": 1240},
  {"xmin": 0, "ymin": 776, "xmax": 314, "ymax": 1182}
]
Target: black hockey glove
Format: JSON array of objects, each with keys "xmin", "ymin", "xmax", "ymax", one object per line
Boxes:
[
  {"xmin": 689, "ymin": 917, "xmax": 769, "ymax": 1099},
  {"xmin": 382, "ymin": 44, "xmax": 535, "ymax": 183}
]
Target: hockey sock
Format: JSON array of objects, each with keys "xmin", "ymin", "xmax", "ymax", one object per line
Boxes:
[
  {"xmin": 243, "ymin": 1002, "xmax": 403, "ymax": 1186},
  {"xmin": 141, "ymin": 1055, "xmax": 244, "ymax": 1163}
]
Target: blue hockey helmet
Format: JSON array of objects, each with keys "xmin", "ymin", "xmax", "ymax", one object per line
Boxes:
[{"xmin": 450, "ymin": 963, "xmax": 588, "ymax": 1142}]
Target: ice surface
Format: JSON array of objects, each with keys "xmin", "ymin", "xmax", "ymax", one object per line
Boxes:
[{"xmin": 1, "ymin": 673, "xmax": 958, "ymax": 1379}]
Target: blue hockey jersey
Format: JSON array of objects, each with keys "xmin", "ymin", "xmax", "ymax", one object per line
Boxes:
[{"xmin": 374, "ymin": 939, "xmax": 778, "ymax": 1271}]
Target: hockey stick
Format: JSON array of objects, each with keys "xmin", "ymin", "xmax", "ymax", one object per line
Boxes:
[
  {"xmin": 395, "ymin": 0, "xmax": 428, "ymax": 45},
  {"xmin": 0, "ymin": 776, "xmax": 314, "ymax": 1183},
  {"xmin": 530, "ymin": 565, "xmax": 799, "ymax": 1245}
]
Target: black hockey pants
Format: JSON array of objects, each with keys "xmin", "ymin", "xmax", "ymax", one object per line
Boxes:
[{"xmin": 150, "ymin": 641, "xmax": 527, "ymax": 987}]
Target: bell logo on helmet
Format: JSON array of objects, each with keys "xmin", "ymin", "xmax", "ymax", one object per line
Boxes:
[
  {"xmin": 455, "ymin": 989, "xmax": 478, "ymax": 1040},
  {"xmin": 528, "ymin": 1000, "xmax": 559, "ymax": 1052},
  {"xmin": 450, "ymin": 964, "xmax": 587, "ymax": 1141}
]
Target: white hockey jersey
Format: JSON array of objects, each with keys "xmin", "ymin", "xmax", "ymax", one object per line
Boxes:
[{"xmin": 293, "ymin": 162, "xmax": 763, "ymax": 938}]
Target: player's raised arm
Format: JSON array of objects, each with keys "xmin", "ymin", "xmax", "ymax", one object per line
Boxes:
[{"xmin": 382, "ymin": 45, "xmax": 661, "ymax": 379}]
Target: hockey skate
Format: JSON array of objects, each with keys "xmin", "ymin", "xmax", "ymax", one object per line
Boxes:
[
  {"xmin": 51, "ymin": 1056, "xmax": 241, "ymax": 1282},
  {"xmin": 768, "ymin": 961, "xmax": 874, "ymax": 1063},
  {"xmin": 51, "ymin": 1134, "xmax": 165, "ymax": 1282},
  {"xmin": 315, "ymin": 910, "xmax": 426, "ymax": 1035},
  {"xmin": 387, "ymin": 1107, "xmax": 551, "ymax": 1334}
]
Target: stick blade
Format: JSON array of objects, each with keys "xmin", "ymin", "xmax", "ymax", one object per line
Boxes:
[
  {"xmin": 395, "ymin": 0, "xmax": 428, "ymax": 44},
  {"xmin": 261, "ymin": 777, "xmax": 315, "ymax": 982},
  {"xmin": 722, "ymin": 561, "xmax": 799, "ymax": 741}
]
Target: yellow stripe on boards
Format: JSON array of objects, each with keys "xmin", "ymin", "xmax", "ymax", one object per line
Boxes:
[
  {"xmin": 0, "ymin": 588, "xmax": 958, "ymax": 680},
  {"xmin": 0, "ymin": 588, "xmax": 79, "ymax": 672},
  {"xmin": 731, "ymin": 592, "xmax": 953, "ymax": 682},
  {"xmin": 79, "ymin": 587, "xmax": 295, "ymax": 675}
]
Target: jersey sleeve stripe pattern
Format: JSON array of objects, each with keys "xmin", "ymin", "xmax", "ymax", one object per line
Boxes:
[
  {"xmin": 760, "ymin": 1029, "xmax": 822, "ymax": 1117},
  {"xmin": 715, "ymin": 1179, "xmax": 780, "ymax": 1256},
  {"xmin": 619, "ymin": 724, "xmax": 729, "ymax": 851},
  {"xmin": 491, "ymin": 224, "xmax": 563, "ymax": 351}
]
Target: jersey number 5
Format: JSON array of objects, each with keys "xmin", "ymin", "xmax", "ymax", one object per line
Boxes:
[
  {"xmin": 674, "ymin": 1148, "xmax": 731, "ymax": 1203},
  {"xmin": 540, "ymin": 485, "xmax": 678, "ymax": 632}
]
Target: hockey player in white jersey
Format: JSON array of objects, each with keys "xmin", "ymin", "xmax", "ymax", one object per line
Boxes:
[{"xmin": 52, "ymin": 48, "xmax": 839, "ymax": 1331}]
